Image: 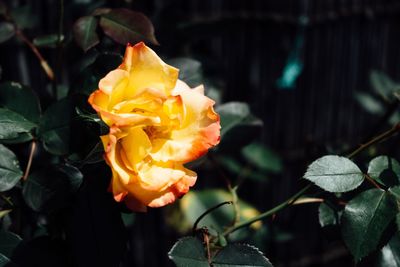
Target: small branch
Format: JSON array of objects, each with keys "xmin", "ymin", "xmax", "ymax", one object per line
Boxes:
[
  {"xmin": 291, "ymin": 197, "xmax": 324, "ymax": 205},
  {"xmin": 192, "ymin": 201, "xmax": 233, "ymax": 235},
  {"xmin": 223, "ymin": 184, "xmax": 312, "ymax": 237},
  {"xmin": 347, "ymin": 123, "xmax": 400, "ymax": 159},
  {"xmin": 364, "ymin": 174, "xmax": 382, "ymax": 189},
  {"xmin": 22, "ymin": 141, "xmax": 36, "ymax": 181},
  {"xmin": 14, "ymin": 30, "xmax": 54, "ymax": 81}
]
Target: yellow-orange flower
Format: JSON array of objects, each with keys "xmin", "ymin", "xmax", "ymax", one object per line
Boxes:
[{"xmin": 88, "ymin": 42, "xmax": 220, "ymax": 211}]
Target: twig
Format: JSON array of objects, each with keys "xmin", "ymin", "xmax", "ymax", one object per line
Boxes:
[
  {"xmin": 364, "ymin": 174, "xmax": 382, "ymax": 189},
  {"xmin": 223, "ymin": 184, "xmax": 312, "ymax": 237},
  {"xmin": 192, "ymin": 201, "xmax": 233, "ymax": 235},
  {"xmin": 22, "ymin": 141, "xmax": 36, "ymax": 181},
  {"xmin": 347, "ymin": 123, "xmax": 400, "ymax": 159}
]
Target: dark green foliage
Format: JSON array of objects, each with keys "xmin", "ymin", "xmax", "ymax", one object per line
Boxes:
[
  {"xmin": 0, "ymin": 144, "xmax": 23, "ymax": 192},
  {"xmin": 22, "ymin": 164, "xmax": 83, "ymax": 212},
  {"xmin": 39, "ymin": 98, "xmax": 74, "ymax": 155},
  {"xmin": 341, "ymin": 189, "xmax": 398, "ymax": 261},
  {"xmin": 73, "ymin": 16, "xmax": 99, "ymax": 52},
  {"xmin": 99, "ymin": 8, "xmax": 158, "ymax": 46}
]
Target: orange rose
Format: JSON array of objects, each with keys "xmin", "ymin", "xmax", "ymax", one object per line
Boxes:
[{"xmin": 88, "ymin": 42, "xmax": 220, "ymax": 211}]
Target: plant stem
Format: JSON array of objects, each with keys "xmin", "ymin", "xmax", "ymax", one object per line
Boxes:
[
  {"xmin": 347, "ymin": 123, "xmax": 400, "ymax": 159},
  {"xmin": 22, "ymin": 141, "xmax": 36, "ymax": 181},
  {"xmin": 223, "ymin": 184, "xmax": 312, "ymax": 237},
  {"xmin": 15, "ymin": 30, "xmax": 55, "ymax": 80},
  {"xmin": 192, "ymin": 201, "xmax": 232, "ymax": 235},
  {"xmin": 364, "ymin": 174, "xmax": 382, "ymax": 189}
]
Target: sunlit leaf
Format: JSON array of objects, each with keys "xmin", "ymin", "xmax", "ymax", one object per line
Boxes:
[
  {"xmin": 304, "ymin": 155, "xmax": 364, "ymax": 193},
  {"xmin": 341, "ymin": 189, "xmax": 398, "ymax": 261},
  {"xmin": 168, "ymin": 236, "xmax": 209, "ymax": 267},
  {"xmin": 0, "ymin": 144, "xmax": 23, "ymax": 192},
  {"xmin": 73, "ymin": 16, "xmax": 99, "ymax": 52},
  {"xmin": 0, "ymin": 22, "xmax": 15, "ymax": 43},
  {"xmin": 99, "ymin": 8, "xmax": 158, "ymax": 45},
  {"xmin": 213, "ymin": 243, "xmax": 273, "ymax": 267},
  {"xmin": 368, "ymin": 156, "xmax": 400, "ymax": 187}
]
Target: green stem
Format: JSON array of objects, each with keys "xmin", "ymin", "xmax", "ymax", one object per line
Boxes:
[
  {"xmin": 347, "ymin": 123, "xmax": 400, "ymax": 159},
  {"xmin": 223, "ymin": 184, "xmax": 312, "ymax": 237}
]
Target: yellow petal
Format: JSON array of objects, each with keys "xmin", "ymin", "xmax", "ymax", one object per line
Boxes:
[
  {"xmin": 121, "ymin": 127, "xmax": 152, "ymax": 170},
  {"xmin": 150, "ymin": 80, "xmax": 220, "ymax": 163},
  {"xmin": 120, "ymin": 42, "xmax": 179, "ymax": 96}
]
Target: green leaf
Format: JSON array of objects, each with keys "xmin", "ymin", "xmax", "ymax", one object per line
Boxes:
[
  {"xmin": 213, "ymin": 243, "xmax": 273, "ymax": 267},
  {"xmin": 0, "ymin": 230, "xmax": 21, "ymax": 258},
  {"xmin": 216, "ymin": 102, "xmax": 263, "ymax": 137},
  {"xmin": 370, "ymin": 70, "xmax": 400, "ymax": 99},
  {"xmin": 0, "ymin": 254, "xmax": 14, "ymax": 267},
  {"xmin": 354, "ymin": 92, "xmax": 384, "ymax": 115},
  {"xmin": 0, "ymin": 144, "xmax": 23, "ymax": 192},
  {"xmin": 168, "ymin": 236, "xmax": 209, "ymax": 267},
  {"xmin": 99, "ymin": 8, "xmax": 158, "ymax": 46},
  {"xmin": 241, "ymin": 142, "xmax": 282, "ymax": 173},
  {"xmin": 318, "ymin": 202, "xmax": 339, "ymax": 227},
  {"xmin": 167, "ymin": 58, "xmax": 203, "ymax": 87},
  {"xmin": 0, "ymin": 81, "xmax": 41, "ymax": 123},
  {"xmin": 10, "ymin": 5, "xmax": 38, "ymax": 29},
  {"xmin": 73, "ymin": 16, "xmax": 99, "ymax": 52},
  {"xmin": 341, "ymin": 189, "xmax": 398, "ymax": 261},
  {"xmin": 303, "ymin": 155, "xmax": 364, "ymax": 193},
  {"xmin": 0, "ymin": 108, "xmax": 36, "ymax": 140},
  {"xmin": 389, "ymin": 186, "xmax": 400, "ymax": 200},
  {"xmin": 368, "ymin": 156, "xmax": 400, "ymax": 187},
  {"xmin": 0, "ymin": 22, "xmax": 15, "ymax": 43},
  {"xmin": 39, "ymin": 98, "xmax": 74, "ymax": 155},
  {"xmin": 0, "ymin": 209, "xmax": 11, "ymax": 219},
  {"xmin": 377, "ymin": 233, "xmax": 400, "ymax": 267},
  {"xmin": 23, "ymin": 164, "xmax": 82, "ymax": 212},
  {"xmin": 73, "ymin": 53, "xmax": 122, "ymax": 95},
  {"xmin": 33, "ymin": 34, "xmax": 64, "ymax": 48}
]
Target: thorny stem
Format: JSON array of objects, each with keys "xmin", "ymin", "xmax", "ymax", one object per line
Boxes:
[
  {"xmin": 364, "ymin": 174, "xmax": 382, "ymax": 189},
  {"xmin": 346, "ymin": 123, "xmax": 400, "ymax": 159},
  {"xmin": 1, "ymin": 4, "xmax": 54, "ymax": 80},
  {"xmin": 223, "ymin": 123, "xmax": 400, "ymax": 237},
  {"xmin": 22, "ymin": 141, "xmax": 36, "ymax": 181},
  {"xmin": 223, "ymin": 184, "xmax": 312, "ymax": 237},
  {"xmin": 15, "ymin": 30, "xmax": 54, "ymax": 81}
]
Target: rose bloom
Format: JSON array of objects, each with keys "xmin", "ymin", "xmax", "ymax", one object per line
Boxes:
[{"xmin": 88, "ymin": 42, "xmax": 220, "ymax": 211}]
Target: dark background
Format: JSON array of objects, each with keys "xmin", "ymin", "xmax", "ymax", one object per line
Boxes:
[{"xmin": 1, "ymin": 0, "xmax": 400, "ymax": 266}]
